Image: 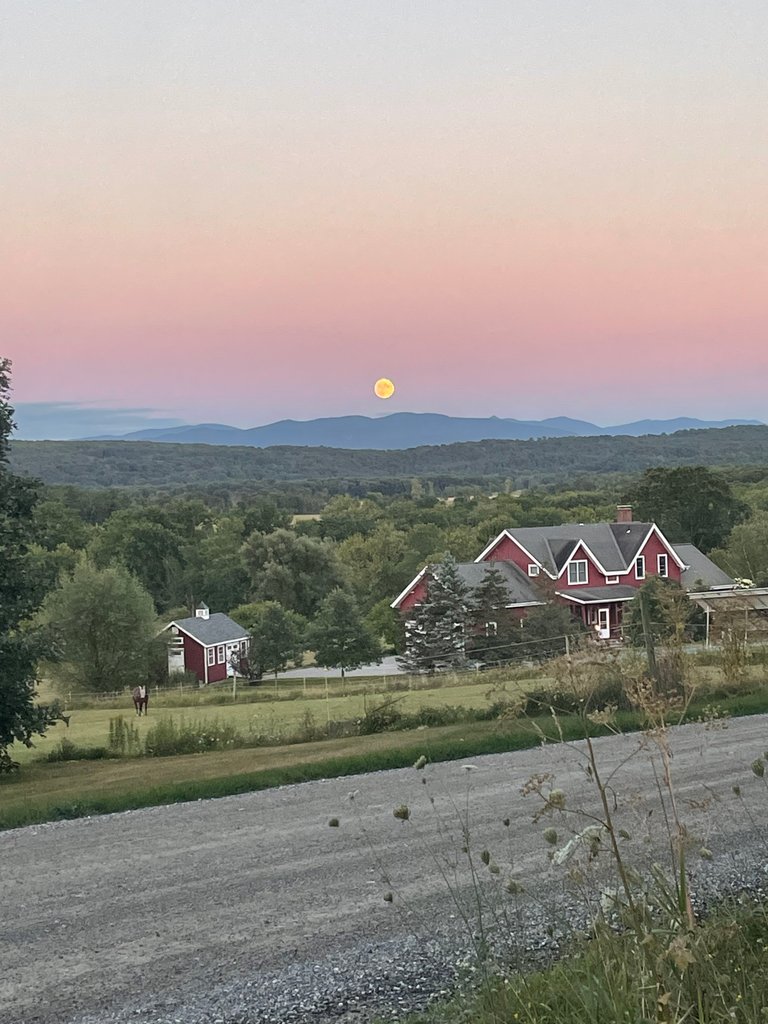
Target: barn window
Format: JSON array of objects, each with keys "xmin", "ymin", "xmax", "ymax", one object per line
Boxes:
[
  {"xmin": 485, "ymin": 621, "xmax": 498, "ymax": 636},
  {"xmin": 528, "ymin": 564, "xmax": 540, "ymax": 576},
  {"xmin": 606, "ymin": 575, "xmax": 619, "ymax": 584},
  {"xmin": 206, "ymin": 647, "xmax": 215, "ymax": 667},
  {"xmin": 657, "ymin": 554, "xmax": 669, "ymax": 578},
  {"xmin": 217, "ymin": 645, "xmax": 225, "ymax": 664},
  {"xmin": 635, "ymin": 556, "xmax": 646, "ymax": 580}
]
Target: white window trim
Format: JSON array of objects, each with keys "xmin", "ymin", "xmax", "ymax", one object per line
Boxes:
[
  {"xmin": 485, "ymin": 620, "xmax": 498, "ymax": 636},
  {"xmin": 217, "ymin": 645, "xmax": 225, "ymax": 664},
  {"xmin": 568, "ymin": 560, "xmax": 588, "ymax": 585},
  {"xmin": 657, "ymin": 553, "xmax": 669, "ymax": 578},
  {"xmin": 206, "ymin": 647, "xmax": 216, "ymax": 667},
  {"xmin": 605, "ymin": 575, "xmax": 619, "ymax": 584},
  {"xmin": 527, "ymin": 564, "xmax": 540, "ymax": 576},
  {"xmin": 635, "ymin": 555, "xmax": 646, "ymax": 580}
]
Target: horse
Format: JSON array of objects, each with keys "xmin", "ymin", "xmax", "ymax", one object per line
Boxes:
[{"xmin": 132, "ymin": 685, "xmax": 149, "ymax": 717}]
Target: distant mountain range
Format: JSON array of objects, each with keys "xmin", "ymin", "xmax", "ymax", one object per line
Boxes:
[{"xmin": 87, "ymin": 413, "xmax": 763, "ymax": 450}]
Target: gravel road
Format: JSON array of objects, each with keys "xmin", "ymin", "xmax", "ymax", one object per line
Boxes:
[{"xmin": 2, "ymin": 715, "xmax": 768, "ymax": 1024}]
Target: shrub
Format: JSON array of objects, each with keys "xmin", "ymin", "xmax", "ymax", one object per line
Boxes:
[
  {"xmin": 44, "ymin": 738, "xmax": 112, "ymax": 762},
  {"xmin": 107, "ymin": 715, "xmax": 142, "ymax": 756},
  {"xmin": 143, "ymin": 716, "xmax": 244, "ymax": 757}
]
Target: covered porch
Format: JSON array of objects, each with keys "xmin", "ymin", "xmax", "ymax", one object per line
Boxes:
[{"xmin": 556, "ymin": 585, "xmax": 638, "ymax": 641}]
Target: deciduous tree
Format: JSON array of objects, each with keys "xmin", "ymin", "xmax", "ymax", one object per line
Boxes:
[
  {"xmin": 308, "ymin": 590, "xmax": 381, "ymax": 680},
  {"xmin": 624, "ymin": 467, "xmax": 748, "ymax": 552},
  {"xmin": 41, "ymin": 560, "xmax": 157, "ymax": 692},
  {"xmin": 0, "ymin": 359, "xmax": 64, "ymax": 771}
]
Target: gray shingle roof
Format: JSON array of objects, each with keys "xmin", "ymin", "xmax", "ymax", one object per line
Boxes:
[
  {"xmin": 450, "ymin": 561, "xmax": 544, "ymax": 607},
  {"xmin": 497, "ymin": 522, "xmax": 655, "ymax": 574},
  {"xmin": 676, "ymin": 544, "xmax": 735, "ymax": 591},
  {"xmin": 167, "ymin": 613, "xmax": 249, "ymax": 646}
]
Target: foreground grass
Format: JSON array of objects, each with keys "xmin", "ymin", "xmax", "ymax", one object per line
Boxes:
[
  {"xmin": 403, "ymin": 905, "xmax": 768, "ymax": 1024},
  {"xmin": 403, "ymin": 902, "xmax": 768, "ymax": 1024},
  {"xmin": 2, "ymin": 687, "xmax": 768, "ymax": 831}
]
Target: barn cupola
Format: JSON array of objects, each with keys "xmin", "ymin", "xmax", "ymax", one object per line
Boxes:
[{"xmin": 195, "ymin": 603, "xmax": 210, "ymax": 620}]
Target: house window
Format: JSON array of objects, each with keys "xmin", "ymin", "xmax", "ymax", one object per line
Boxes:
[
  {"xmin": 485, "ymin": 621, "xmax": 498, "ymax": 637},
  {"xmin": 528, "ymin": 564, "xmax": 540, "ymax": 576},
  {"xmin": 568, "ymin": 560, "xmax": 588, "ymax": 585},
  {"xmin": 206, "ymin": 647, "xmax": 215, "ymax": 667},
  {"xmin": 658, "ymin": 553, "xmax": 669, "ymax": 578},
  {"xmin": 606, "ymin": 575, "xmax": 619, "ymax": 584},
  {"xmin": 635, "ymin": 556, "xmax": 646, "ymax": 580},
  {"xmin": 217, "ymin": 645, "xmax": 225, "ymax": 664}
]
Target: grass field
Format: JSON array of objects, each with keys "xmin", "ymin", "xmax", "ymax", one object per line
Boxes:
[{"xmin": 10, "ymin": 674, "xmax": 525, "ymax": 765}]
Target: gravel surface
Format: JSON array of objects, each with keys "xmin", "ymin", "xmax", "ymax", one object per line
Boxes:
[{"xmin": 2, "ymin": 715, "xmax": 768, "ymax": 1024}]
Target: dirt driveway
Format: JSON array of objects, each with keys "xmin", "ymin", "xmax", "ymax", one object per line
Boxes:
[{"xmin": 2, "ymin": 715, "xmax": 767, "ymax": 1024}]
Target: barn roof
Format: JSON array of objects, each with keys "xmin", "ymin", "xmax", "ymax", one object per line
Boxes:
[
  {"xmin": 166, "ymin": 612, "xmax": 249, "ymax": 646},
  {"xmin": 676, "ymin": 544, "xmax": 736, "ymax": 590}
]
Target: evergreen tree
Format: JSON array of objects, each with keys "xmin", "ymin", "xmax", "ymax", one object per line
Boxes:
[
  {"xmin": 308, "ymin": 589, "xmax": 381, "ymax": 680},
  {"xmin": 467, "ymin": 564, "xmax": 517, "ymax": 665},
  {"xmin": 398, "ymin": 554, "xmax": 470, "ymax": 673},
  {"xmin": 0, "ymin": 359, "xmax": 64, "ymax": 771}
]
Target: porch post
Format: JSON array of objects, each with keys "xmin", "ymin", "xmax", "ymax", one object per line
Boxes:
[{"xmin": 705, "ymin": 606, "xmax": 710, "ymax": 648}]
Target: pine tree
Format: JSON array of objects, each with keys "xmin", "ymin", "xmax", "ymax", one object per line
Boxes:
[
  {"xmin": 0, "ymin": 358, "xmax": 64, "ymax": 772},
  {"xmin": 467, "ymin": 564, "xmax": 517, "ymax": 665},
  {"xmin": 398, "ymin": 554, "xmax": 470, "ymax": 673}
]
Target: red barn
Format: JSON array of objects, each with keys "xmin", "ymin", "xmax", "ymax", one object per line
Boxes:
[{"xmin": 163, "ymin": 604, "xmax": 250, "ymax": 684}]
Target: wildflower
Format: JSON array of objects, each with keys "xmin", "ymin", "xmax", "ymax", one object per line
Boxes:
[
  {"xmin": 548, "ymin": 789, "xmax": 566, "ymax": 810},
  {"xmin": 413, "ymin": 755, "xmax": 427, "ymax": 770},
  {"xmin": 752, "ymin": 759, "xmax": 765, "ymax": 779},
  {"xmin": 552, "ymin": 825, "xmax": 604, "ymax": 866},
  {"xmin": 506, "ymin": 879, "xmax": 524, "ymax": 895},
  {"xmin": 543, "ymin": 828, "xmax": 558, "ymax": 845},
  {"xmin": 480, "ymin": 850, "xmax": 491, "ymax": 865}
]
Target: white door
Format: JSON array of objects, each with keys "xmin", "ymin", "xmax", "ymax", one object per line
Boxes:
[{"xmin": 598, "ymin": 607, "xmax": 610, "ymax": 640}]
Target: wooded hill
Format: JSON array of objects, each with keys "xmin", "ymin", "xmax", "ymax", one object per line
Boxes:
[{"xmin": 10, "ymin": 425, "xmax": 768, "ymax": 490}]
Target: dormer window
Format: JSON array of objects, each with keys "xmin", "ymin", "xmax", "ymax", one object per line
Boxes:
[
  {"xmin": 528, "ymin": 564, "xmax": 540, "ymax": 577},
  {"xmin": 657, "ymin": 553, "xmax": 669, "ymax": 578},
  {"xmin": 568, "ymin": 560, "xmax": 588, "ymax": 585},
  {"xmin": 635, "ymin": 555, "xmax": 646, "ymax": 580}
]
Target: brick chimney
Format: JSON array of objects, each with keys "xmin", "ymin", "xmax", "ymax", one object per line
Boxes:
[{"xmin": 616, "ymin": 505, "xmax": 633, "ymax": 524}]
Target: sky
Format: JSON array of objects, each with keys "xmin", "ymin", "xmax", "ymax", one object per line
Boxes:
[{"xmin": 3, "ymin": 1, "xmax": 767, "ymax": 438}]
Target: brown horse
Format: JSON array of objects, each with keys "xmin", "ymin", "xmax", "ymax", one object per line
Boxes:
[{"xmin": 132, "ymin": 685, "xmax": 149, "ymax": 716}]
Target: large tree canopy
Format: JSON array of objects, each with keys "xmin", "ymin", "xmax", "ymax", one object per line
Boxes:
[
  {"xmin": 241, "ymin": 528, "xmax": 345, "ymax": 618},
  {"xmin": 0, "ymin": 358, "xmax": 63, "ymax": 771},
  {"xmin": 41, "ymin": 560, "xmax": 158, "ymax": 693},
  {"xmin": 624, "ymin": 466, "xmax": 748, "ymax": 552}
]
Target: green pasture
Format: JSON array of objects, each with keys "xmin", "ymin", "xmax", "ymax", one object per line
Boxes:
[{"xmin": 11, "ymin": 674, "xmax": 523, "ymax": 765}]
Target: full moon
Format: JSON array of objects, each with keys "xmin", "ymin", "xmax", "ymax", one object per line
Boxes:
[{"xmin": 374, "ymin": 377, "xmax": 395, "ymax": 399}]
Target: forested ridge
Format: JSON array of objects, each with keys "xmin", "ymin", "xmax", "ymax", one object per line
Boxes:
[{"xmin": 10, "ymin": 425, "xmax": 768, "ymax": 490}]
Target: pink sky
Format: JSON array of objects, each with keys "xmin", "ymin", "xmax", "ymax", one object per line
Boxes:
[{"xmin": 3, "ymin": 2, "xmax": 767, "ymax": 433}]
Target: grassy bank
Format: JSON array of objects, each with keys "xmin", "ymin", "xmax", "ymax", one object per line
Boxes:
[
  {"xmin": 402, "ymin": 901, "xmax": 768, "ymax": 1024},
  {"xmin": 2, "ymin": 687, "xmax": 767, "ymax": 832}
]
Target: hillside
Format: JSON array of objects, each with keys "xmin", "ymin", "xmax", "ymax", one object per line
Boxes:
[{"xmin": 10, "ymin": 425, "xmax": 768, "ymax": 489}]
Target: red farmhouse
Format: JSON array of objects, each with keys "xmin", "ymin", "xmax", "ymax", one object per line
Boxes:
[
  {"xmin": 392, "ymin": 505, "xmax": 734, "ymax": 641},
  {"xmin": 163, "ymin": 604, "xmax": 250, "ymax": 684}
]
